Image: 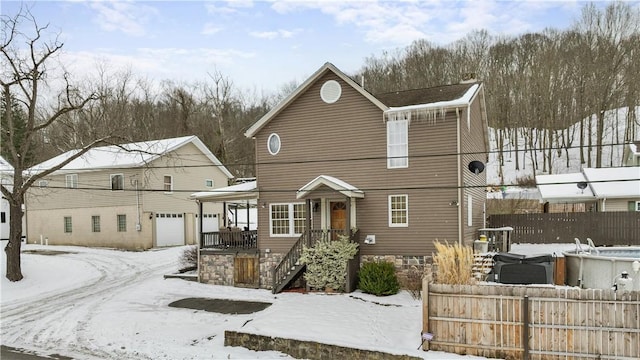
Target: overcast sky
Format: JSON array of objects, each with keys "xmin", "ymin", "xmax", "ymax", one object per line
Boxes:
[{"xmin": 2, "ymin": 1, "xmax": 616, "ymax": 94}]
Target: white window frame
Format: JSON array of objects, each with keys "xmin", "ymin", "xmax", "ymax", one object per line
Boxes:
[
  {"xmin": 117, "ymin": 214, "xmax": 127, "ymax": 232},
  {"xmin": 205, "ymin": 179, "xmax": 214, "ymax": 188},
  {"xmin": 64, "ymin": 216, "xmax": 72, "ymax": 233},
  {"xmin": 110, "ymin": 174, "xmax": 124, "ymax": 191},
  {"xmin": 386, "ymin": 117, "xmax": 409, "ymax": 169},
  {"xmin": 388, "ymin": 194, "xmax": 408, "ymax": 227},
  {"xmin": 65, "ymin": 174, "xmax": 78, "ymax": 189},
  {"xmin": 636, "ymin": 201, "xmax": 640, "ymax": 212},
  {"xmin": 163, "ymin": 175, "xmax": 173, "ymax": 193},
  {"xmin": 267, "ymin": 133, "xmax": 281, "ymax": 155},
  {"xmin": 269, "ymin": 203, "xmax": 305, "ymax": 237}
]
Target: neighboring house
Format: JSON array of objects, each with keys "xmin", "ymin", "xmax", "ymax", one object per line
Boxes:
[
  {"xmin": 194, "ymin": 62, "xmax": 489, "ymax": 292},
  {"xmin": 1, "ymin": 155, "xmax": 13, "ymax": 240},
  {"xmin": 25, "ymin": 136, "xmax": 233, "ymax": 250},
  {"xmin": 622, "ymin": 141, "xmax": 640, "ymax": 166},
  {"xmin": 536, "ymin": 166, "xmax": 640, "ymax": 212}
]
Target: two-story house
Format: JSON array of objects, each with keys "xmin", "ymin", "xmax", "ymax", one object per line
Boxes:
[
  {"xmin": 25, "ymin": 135, "xmax": 233, "ymax": 250},
  {"xmin": 196, "ymin": 63, "xmax": 489, "ymax": 292}
]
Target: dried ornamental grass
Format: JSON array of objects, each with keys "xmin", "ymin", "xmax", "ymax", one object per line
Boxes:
[{"xmin": 432, "ymin": 240, "xmax": 475, "ymax": 285}]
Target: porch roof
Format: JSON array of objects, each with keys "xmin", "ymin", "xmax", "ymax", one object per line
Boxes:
[
  {"xmin": 296, "ymin": 175, "xmax": 364, "ymax": 199},
  {"xmin": 191, "ymin": 181, "xmax": 258, "ymax": 202}
]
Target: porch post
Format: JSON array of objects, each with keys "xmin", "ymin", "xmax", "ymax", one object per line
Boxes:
[
  {"xmin": 223, "ymin": 201, "xmax": 227, "ymax": 228},
  {"xmin": 234, "ymin": 204, "xmax": 238, "ymax": 227},
  {"xmin": 246, "ymin": 200, "xmax": 250, "ymax": 230},
  {"xmin": 345, "ymin": 197, "xmax": 351, "ymax": 235},
  {"xmin": 305, "ymin": 198, "xmax": 311, "ymax": 237},
  {"xmin": 198, "ymin": 200, "xmax": 203, "ymax": 247}
]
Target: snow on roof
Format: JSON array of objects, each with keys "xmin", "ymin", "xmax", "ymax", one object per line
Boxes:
[
  {"xmin": 0, "ymin": 155, "xmax": 13, "ymax": 174},
  {"xmin": 536, "ymin": 166, "xmax": 640, "ymax": 202},
  {"xmin": 297, "ymin": 175, "xmax": 364, "ymax": 199},
  {"xmin": 384, "ymin": 84, "xmax": 479, "ymax": 115},
  {"xmin": 191, "ymin": 181, "xmax": 258, "ymax": 202},
  {"xmin": 583, "ymin": 167, "xmax": 640, "ymax": 198},
  {"xmin": 26, "ymin": 136, "xmax": 233, "ymax": 178}
]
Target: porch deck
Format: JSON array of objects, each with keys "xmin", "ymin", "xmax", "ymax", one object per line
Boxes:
[{"xmin": 200, "ymin": 230, "xmax": 258, "ymax": 250}]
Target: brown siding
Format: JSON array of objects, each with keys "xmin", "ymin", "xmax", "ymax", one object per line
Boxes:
[
  {"xmin": 254, "ymin": 72, "xmax": 474, "ymax": 256},
  {"xmin": 460, "ymin": 90, "xmax": 489, "ymax": 244}
]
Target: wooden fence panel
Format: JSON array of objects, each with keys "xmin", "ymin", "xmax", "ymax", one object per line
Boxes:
[
  {"xmin": 424, "ymin": 284, "xmax": 640, "ymax": 360},
  {"xmin": 488, "ymin": 212, "xmax": 640, "ymax": 245}
]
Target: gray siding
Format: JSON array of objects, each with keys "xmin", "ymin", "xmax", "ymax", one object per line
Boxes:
[{"xmin": 254, "ymin": 72, "xmax": 482, "ymax": 256}]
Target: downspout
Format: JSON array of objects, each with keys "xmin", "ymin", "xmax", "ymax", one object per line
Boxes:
[
  {"xmin": 456, "ymin": 107, "xmax": 463, "ymax": 245},
  {"xmin": 134, "ymin": 179, "xmax": 141, "ymax": 231}
]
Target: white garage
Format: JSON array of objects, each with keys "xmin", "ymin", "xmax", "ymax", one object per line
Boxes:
[{"xmin": 155, "ymin": 213, "xmax": 185, "ymax": 247}]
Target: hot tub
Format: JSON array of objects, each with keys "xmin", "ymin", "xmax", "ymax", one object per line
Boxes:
[{"xmin": 563, "ymin": 241, "xmax": 640, "ymax": 290}]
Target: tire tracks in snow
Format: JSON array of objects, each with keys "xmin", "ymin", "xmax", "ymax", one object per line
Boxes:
[{"xmin": 1, "ymin": 248, "xmax": 180, "ymax": 359}]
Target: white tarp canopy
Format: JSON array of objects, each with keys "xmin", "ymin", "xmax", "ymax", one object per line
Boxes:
[{"xmin": 191, "ymin": 181, "xmax": 258, "ymax": 202}]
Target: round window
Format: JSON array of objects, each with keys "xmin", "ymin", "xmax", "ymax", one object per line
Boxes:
[{"xmin": 267, "ymin": 133, "xmax": 281, "ymax": 155}]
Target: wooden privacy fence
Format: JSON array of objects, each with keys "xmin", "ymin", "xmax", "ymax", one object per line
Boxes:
[
  {"xmin": 488, "ymin": 212, "xmax": 640, "ymax": 246},
  {"xmin": 421, "ymin": 279, "xmax": 640, "ymax": 360}
]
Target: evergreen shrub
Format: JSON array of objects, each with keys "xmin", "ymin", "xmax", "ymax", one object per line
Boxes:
[
  {"xmin": 299, "ymin": 235, "xmax": 358, "ymax": 292},
  {"xmin": 358, "ymin": 261, "xmax": 400, "ymax": 296}
]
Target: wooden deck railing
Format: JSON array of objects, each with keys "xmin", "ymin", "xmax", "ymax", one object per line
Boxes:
[{"xmin": 200, "ymin": 230, "xmax": 257, "ymax": 250}]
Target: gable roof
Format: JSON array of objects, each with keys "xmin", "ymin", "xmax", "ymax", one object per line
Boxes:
[
  {"xmin": 536, "ymin": 166, "xmax": 640, "ymax": 203},
  {"xmin": 26, "ymin": 135, "xmax": 234, "ymax": 179},
  {"xmin": 245, "ymin": 62, "xmax": 387, "ymax": 138},
  {"xmin": 244, "ymin": 62, "xmax": 484, "ymax": 138},
  {"xmin": 297, "ymin": 175, "xmax": 364, "ymax": 199}
]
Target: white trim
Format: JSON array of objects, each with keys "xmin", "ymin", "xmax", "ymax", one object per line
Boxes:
[
  {"xmin": 65, "ymin": 173, "xmax": 78, "ymax": 188},
  {"xmin": 269, "ymin": 202, "xmax": 306, "ymax": 237},
  {"xmin": 163, "ymin": 175, "xmax": 173, "ymax": 193},
  {"xmin": 297, "ymin": 175, "xmax": 364, "ymax": 199},
  {"xmin": 636, "ymin": 201, "xmax": 640, "ymax": 212},
  {"xmin": 467, "ymin": 194, "xmax": 473, "ymax": 227},
  {"xmin": 245, "ymin": 62, "xmax": 388, "ymax": 138},
  {"xmin": 267, "ymin": 133, "xmax": 281, "ymax": 155},
  {"xmin": 386, "ymin": 119, "xmax": 409, "ymax": 169},
  {"xmin": 388, "ymin": 194, "xmax": 408, "ymax": 227}
]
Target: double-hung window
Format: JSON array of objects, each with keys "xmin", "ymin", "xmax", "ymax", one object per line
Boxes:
[
  {"xmin": 388, "ymin": 195, "xmax": 408, "ymax": 227},
  {"xmin": 164, "ymin": 175, "xmax": 173, "ymax": 193},
  {"xmin": 386, "ymin": 113, "xmax": 409, "ymax": 169},
  {"xmin": 270, "ymin": 203, "xmax": 306, "ymax": 236},
  {"xmin": 64, "ymin": 216, "xmax": 72, "ymax": 233},
  {"xmin": 111, "ymin": 174, "xmax": 124, "ymax": 191},
  {"xmin": 117, "ymin": 214, "xmax": 127, "ymax": 232},
  {"xmin": 92, "ymin": 216, "xmax": 101, "ymax": 232},
  {"xmin": 66, "ymin": 174, "xmax": 78, "ymax": 188}
]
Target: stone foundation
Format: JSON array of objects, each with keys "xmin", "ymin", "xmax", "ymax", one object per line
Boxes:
[
  {"xmin": 199, "ymin": 250, "xmax": 259, "ymax": 286},
  {"xmin": 225, "ymin": 330, "xmax": 421, "ymax": 360},
  {"xmin": 361, "ymin": 254, "xmax": 431, "ymax": 285},
  {"xmin": 259, "ymin": 251, "xmax": 284, "ymax": 290}
]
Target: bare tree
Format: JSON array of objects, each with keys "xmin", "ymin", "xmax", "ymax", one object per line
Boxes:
[{"xmin": 0, "ymin": 8, "xmax": 123, "ymax": 281}]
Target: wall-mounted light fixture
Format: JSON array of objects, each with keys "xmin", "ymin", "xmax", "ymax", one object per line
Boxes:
[
  {"xmin": 149, "ymin": 212, "xmax": 154, "ymax": 220},
  {"xmin": 313, "ymin": 202, "xmax": 320, "ymax": 212},
  {"xmin": 261, "ymin": 202, "xmax": 267, "ymax": 209},
  {"xmin": 468, "ymin": 160, "xmax": 485, "ymax": 175},
  {"xmin": 449, "ymin": 200, "xmax": 459, "ymax": 206}
]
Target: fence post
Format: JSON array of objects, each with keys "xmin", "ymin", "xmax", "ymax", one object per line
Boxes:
[
  {"xmin": 522, "ymin": 295, "xmax": 529, "ymax": 360},
  {"xmin": 421, "ymin": 265, "xmax": 432, "ymax": 351}
]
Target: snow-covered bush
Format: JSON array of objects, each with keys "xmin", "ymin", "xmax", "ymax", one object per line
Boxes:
[{"xmin": 299, "ymin": 235, "xmax": 358, "ymax": 292}]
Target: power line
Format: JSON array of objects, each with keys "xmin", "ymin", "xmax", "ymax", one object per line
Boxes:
[
  {"xmin": 30, "ymin": 177, "xmax": 640, "ymax": 194},
  {"xmin": 26, "ymin": 141, "xmax": 636, "ymax": 172}
]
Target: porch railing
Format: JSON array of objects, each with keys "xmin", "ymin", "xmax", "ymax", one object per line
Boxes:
[
  {"xmin": 272, "ymin": 229, "xmax": 357, "ymax": 293},
  {"xmin": 200, "ymin": 230, "xmax": 257, "ymax": 250}
]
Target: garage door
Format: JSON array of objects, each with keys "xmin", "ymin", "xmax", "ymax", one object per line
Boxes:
[{"xmin": 155, "ymin": 213, "xmax": 185, "ymax": 247}]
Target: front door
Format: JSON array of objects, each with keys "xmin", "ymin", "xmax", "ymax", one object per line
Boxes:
[{"xmin": 330, "ymin": 201, "xmax": 347, "ymax": 240}]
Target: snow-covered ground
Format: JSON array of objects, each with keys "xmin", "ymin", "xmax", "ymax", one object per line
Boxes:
[{"xmin": 1, "ymin": 244, "xmax": 495, "ymax": 360}]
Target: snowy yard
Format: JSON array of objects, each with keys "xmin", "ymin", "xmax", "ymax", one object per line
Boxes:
[{"xmin": 1, "ymin": 244, "xmax": 494, "ymax": 360}]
